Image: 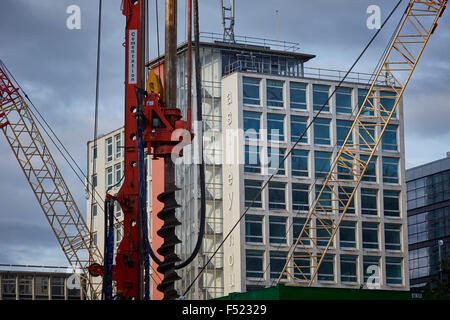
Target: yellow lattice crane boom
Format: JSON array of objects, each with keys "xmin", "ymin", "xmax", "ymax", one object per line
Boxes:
[
  {"xmin": 0, "ymin": 61, "xmax": 103, "ymax": 299},
  {"xmin": 278, "ymin": 0, "xmax": 447, "ymax": 286}
]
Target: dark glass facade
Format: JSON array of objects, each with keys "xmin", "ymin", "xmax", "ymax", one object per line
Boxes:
[{"xmin": 406, "ymin": 155, "xmax": 450, "ymax": 290}]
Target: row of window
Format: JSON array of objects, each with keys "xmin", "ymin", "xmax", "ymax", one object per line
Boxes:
[
  {"xmin": 245, "ymin": 146, "xmax": 400, "ymax": 183},
  {"xmin": 246, "ymin": 250, "xmax": 403, "ymax": 285},
  {"xmin": 92, "ymin": 133, "xmax": 123, "ymax": 163},
  {"xmin": 245, "ymin": 215, "xmax": 402, "ymax": 251},
  {"xmin": 244, "ymin": 180, "xmax": 401, "ymax": 217},
  {"xmin": 243, "ymin": 77, "xmax": 398, "ymax": 118},
  {"xmin": 243, "ymin": 111, "xmax": 399, "ymax": 151}
]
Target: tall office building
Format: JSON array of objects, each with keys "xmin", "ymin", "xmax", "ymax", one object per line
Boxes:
[
  {"xmin": 88, "ymin": 33, "xmax": 409, "ymax": 299},
  {"xmin": 406, "ymin": 153, "xmax": 450, "ymax": 290}
]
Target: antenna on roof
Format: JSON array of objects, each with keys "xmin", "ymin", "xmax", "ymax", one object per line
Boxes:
[{"xmin": 220, "ymin": 0, "xmax": 235, "ymax": 43}]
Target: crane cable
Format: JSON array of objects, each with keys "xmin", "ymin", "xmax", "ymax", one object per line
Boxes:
[{"xmin": 182, "ymin": 0, "xmax": 404, "ymax": 296}]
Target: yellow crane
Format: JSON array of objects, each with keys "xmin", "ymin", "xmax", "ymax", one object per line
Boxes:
[
  {"xmin": 0, "ymin": 61, "xmax": 103, "ymax": 299},
  {"xmin": 278, "ymin": 0, "xmax": 447, "ymax": 286}
]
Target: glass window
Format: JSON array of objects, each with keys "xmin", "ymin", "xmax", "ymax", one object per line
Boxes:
[
  {"xmin": 115, "ymin": 163, "xmax": 122, "ymax": 183},
  {"xmin": 315, "ymin": 151, "xmax": 331, "ymax": 178},
  {"xmin": 383, "ymin": 157, "xmax": 399, "ymax": 184},
  {"xmin": 382, "ymin": 125, "xmax": 398, "ymax": 151},
  {"xmin": 34, "ymin": 276, "xmax": 49, "ymax": 300},
  {"xmin": 106, "ymin": 167, "xmax": 113, "ymax": 189},
  {"xmin": 269, "ymin": 217, "xmax": 287, "ymax": 244},
  {"xmin": 361, "ymin": 155, "xmax": 377, "ymax": 182},
  {"xmin": 336, "ymin": 120, "xmax": 353, "ymax": 146},
  {"xmin": 92, "ymin": 147, "xmax": 97, "ymax": 160},
  {"xmin": 245, "ymin": 145, "xmax": 261, "ymax": 173},
  {"xmin": 290, "ymin": 115, "xmax": 308, "ymax": 143},
  {"xmin": 115, "ymin": 134, "xmax": 122, "ymax": 159},
  {"xmin": 361, "ymin": 189, "xmax": 378, "ymax": 216},
  {"xmin": 316, "ymin": 219, "xmax": 334, "ymax": 247},
  {"xmin": 336, "ymin": 87, "xmax": 352, "ymax": 114},
  {"xmin": 337, "ymin": 154, "xmax": 355, "ymax": 181},
  {"xmin": 19, "ymin": 275, "xmax": 33, "ymax": 300},
  {"xmin": 268, "ymin": 182, "xmax": 286, "ymax": 210},
  {"xmin": 317, "ymin": 255, "xmax": 334, "ymax": 281},
  {"xmin": 106, "ymin": 137, "xmax": 113, "ymax": 162},
  {"xmin": 314, "ymin": 118, "xmax": 330, "ymax": 145},
  {"xmin": 267, "ymin": 113, "xmax": 285, "ymax": 141},
  {"xmin": 292, "ymin": 150, "xmax": 308, "ymax": 177},
  {"xmin": 243, "ymin": 77, "xmax": 260, "ymax": 105},
  {"xmin": 268, "ymin": 147, "xmax": 285, "ymax": 175},
  {"xmin": 358, "ymin": 89, "xmax": 374, "ymax": 116},
  {"xmin": 50, "ymin": 277, "xmax": 65, "ymax": 300},
  {"xmin": 313, "ymin": 84, "xmax": 330, "ymax": 112},
  {"xmin": 363, "ymin": 256, "xmax": 380, "ymax": 283},
  {"xmin": 270, "ymin": 251, "xmax": 287, "ymax": 279},
  {"xmin": 293, "ymin": 255, "xmax": 311, "ymax": 280},
  {"xmin": 246, "ymin": 215, "xmax": 263, "ymax": 243},
  {"xmin": 293, "ymin": 218, "xmax": 310, "ymax": 246},
  {"xmin": 92, "ymin": 204, "xmax": 97, "ymax": 217},
  {"xmin": 340, "ymin": 221, "xmax": 356, "ymax": 248},
  {"xmin": 385, "ymin": 224, "xmax": 401, "ymax": 251},
  {"xmin": 316, "ymin": 185, "xmax": 332, "ymax": 211},
  {"xmin": 362, "ymin": 222, "xmax": 379, "ymax": 249},
  {"xmin": 359, "ymin": 123, "xmax": 375, "ymax": 150},
  {"xmin": 386, "ymin": 257, "xmax": 403, "ymax": 285},
  {"xmin": 384, "ymin": 190, "xmax": 400, "ymax": 217},
  {"xmin": 380, "ymin": 90, "xmax": 397, "ymax": 118},
  {"xmin": 339, "ymin": 187, "xmax": 355, "ymax": 214},
  {"xmin": 292, "ymin": 184, "xmax": 309, "ymax": 212},
  {"xmin": 245, "ymin": 180, "xmax": 262, "ymax": 208},
  {"xmin": 340, "ymin": 255, "xmax": 358, "ymax": 283},
  {"xmin": 92, "ymin": 175, "xmax": 97, "ymax": 188},
  {"xmin": 246, "ymin": 250, "xmax": 264, "ymax": 278},
  {"xmin": 243, "ymin": 112, "xmax": 261, "ymax": 140},
  {"xmin": 290, "ymin": 82, "xmax": 307, "ymax": 110},
  {"xmin": 267, "ymin": 79, "xmax": 284, "ymax": 108}
]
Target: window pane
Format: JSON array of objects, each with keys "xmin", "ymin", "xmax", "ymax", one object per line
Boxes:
[
  {"xmin": 243, "ymin": 77, "xmax": 260, "ymax": 105},
  {"xmin": 336, "ymin": 87, "xmax": 352, "ymax": 114},
  {"xmin": 290, "ymin": 82, "xmax": 307, "ymax": 110},
  {"xmin": 316, "ymin": 219, "xmax": 334, "ymax": 247},
  {"xmin": 115, "ymin": 134, "xmax": 122, "ymax": 159},
  {"xmin": 268, "ymin": 147, "xmax": 285, "ymax": 175},
  {"xmin": 384, "ymin": 190, "xmax": 400, "ymax": 217},
  {"xmin": 313, "ymin": 85, "xmax": 330, "ymax": 112},
  {"xmin": 270, "ymin": 251, "xmax": 287, "ymax": 279},
  {"xmin": 361, "ymin": 155, "xmax": 377, "ymax": 182},
  {"xmin": 243, "ymin": 112, "xmax": 261, "ymax": 140},
  {"xmin": 317, "ymin": 255, "xmax": 334, "ymax": 281},
  {"xmin": 385, "ymin": 224, "xmax": 401, "ymax": 251},
  {"xmin": 386, "ymin": 257, "xmax": 403, "ymax": 285},
  {"xmin": 361, "ymin": 189, "xmax": 378, "ymax": 216},
  {"xmin": 362, "ymin": 222, "xmax": 379, "ymax": 249},
  {"xmin": 314, "ymin": 118, "xmax": 330, "ymax": 145},
  {"xmin": 358, "ymin": 89, "xmax": 374, "ymax": 116},
  {"xmin": 315, "ymin": 151, "xmax": 331, "ymax": 178},
  {"xmin": 246, "ymin": 250, "xmax": 264, "ymax": 278},
  {"xmin": 269, "ymin": 217, "xmax": 287, "ymax": 244},
  {"xmin": 293, "ymin": 218, "xmax": 310, "ymax": 246},
  {"xmin": 380, "ymin": 90, "xmax": 397, "ymax": 118},
  {"xmin": 245, "ymin": 145, "xmax": 261, "ymax": 173},
  {"xmin": 340, "ymin": 221, "xmax": 356, "ymax": 248},
  {"xmin": 245, "ymin": 180, "xmax": 262, "ymax": 208},
  {"xmin": 291, "ymin": 116, "xmax": 308, "ymax": 143},
  {"xmin": 382, "ymin": 125, "xmax": 398, "ymax": 151},
  {"xmin": 268, "ymin": 113, "xmax": 285, "ymax": 141},
  {"xmin": 269, "ymin": 182, "xmax": 286, "ymax": 210},
  {"xmin": 292, "ymin": 184, "xmax": 309, "ymax": 212},
  {"xmin": 336, "ymin": 120, "xmax": 353, "ymax": 146},
  {"xmin": 363, "ymin": 256, "xmax": 380, "ymax": 283},
  {"xmin": 246, "ymin": 216, "xmax": 263, "ymax": 243},
  {"xmin": 106, "ymin": 138, "xmax": 113, "ymax": 162},
  {"xmin": 267, "ymin": 79, "xmax": 284, "ymax": 108},
  {"xmin": 341, "ymin": 255, "xmax": 358, "ymax": 282},
  {"xmin": 292, "ymin": 150, "xmax": 308, "ymax": 177},
  {"xmin": 383, "ymin": 157, "xmax": 399, "ymax": 184}
]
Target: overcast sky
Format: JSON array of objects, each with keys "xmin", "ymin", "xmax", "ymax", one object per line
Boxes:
[{"xmin": 0, "ymin": 0, "xmax": 449, "ymax": 267}]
